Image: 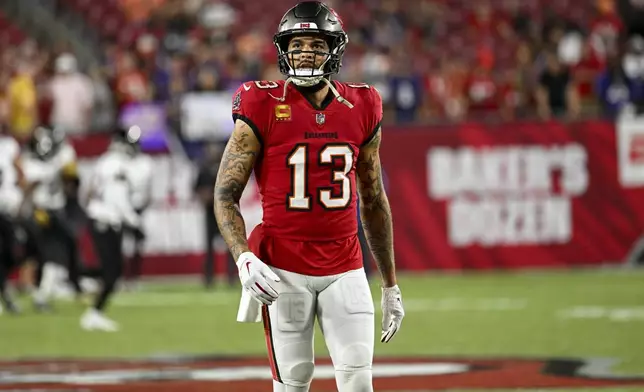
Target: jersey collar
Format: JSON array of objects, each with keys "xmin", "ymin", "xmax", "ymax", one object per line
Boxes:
[{"xmin": 293, "ymin": 80, "xmax": 337, "ymax": 111}]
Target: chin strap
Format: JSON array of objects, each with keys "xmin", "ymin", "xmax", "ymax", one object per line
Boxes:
[
  {"xmin": 269, "ymin": 77, "xmax": 354, "ymax": 109},
  {"xmin": 322, "ymin": 77, "xmax": 354, "ymax": 109},
  {"xmin": 268, "ymin": 77, "xmax": 294, "ymax": 103}
]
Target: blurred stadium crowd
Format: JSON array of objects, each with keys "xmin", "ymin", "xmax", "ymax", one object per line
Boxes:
[{"xmin": 1, "ymin": 0, "xmax": 644, "ymax": 142}]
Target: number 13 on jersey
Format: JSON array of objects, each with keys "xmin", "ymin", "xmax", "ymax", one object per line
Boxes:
[{"xmin": 287, "ymin": 143, "xmax": 354, "ymax": 211}]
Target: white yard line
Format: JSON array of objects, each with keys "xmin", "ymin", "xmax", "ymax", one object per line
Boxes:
[
  {"xmin": 402, "ymin": 298, "xmax": 527, "ymax": 312},
  {"xmin": 558, "ymin": 306, "xmax": 644, "ymax": 321},
  {"xmin": 114, "ymin": 293, "xmax": 234, "ymax": 307}
]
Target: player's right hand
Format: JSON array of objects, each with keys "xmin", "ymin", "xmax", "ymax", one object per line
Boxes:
[
  {"xmin": 236, "ymin": 252, "xmax": 281, "ymax": 305},
  {"xmin": 381, "ymin": 285, "xmax": 405, "ymax": 343}
]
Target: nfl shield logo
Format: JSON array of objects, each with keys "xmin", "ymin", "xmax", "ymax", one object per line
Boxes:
[{"xmin": 316, "ymin": 113, "xmax": 325, "ymax": 126}]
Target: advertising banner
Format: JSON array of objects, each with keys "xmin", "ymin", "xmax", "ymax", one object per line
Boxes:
[{"xmin": 379, "ymin": 120, "xmax": 644, "ymax": 270}]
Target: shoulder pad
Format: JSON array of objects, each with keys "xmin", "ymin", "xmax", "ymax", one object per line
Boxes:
[
  {"xmin": 232, "ymin": 80, "xmax": 284, "ymax": 112},
  {"xmin": 337, "ymin": 81, "xmax": 379, "ymax": 102},
  {"xmin": 339, "ymin": 81, "xmax": 382, "ymax": 105},
  {"xmin": 232, "ymin": 81, "xmax": 285, "ymax": 142},
  {"xmin": 235, "ymin": 80, "xmax": 283, "ymax": 97},
  {"xmin": 336, "ymin": 82, "xmax": 382, "ymax": 144}
]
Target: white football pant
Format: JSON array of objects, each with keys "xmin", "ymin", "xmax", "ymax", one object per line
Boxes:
[{"xmin": 263, "ymin": 267, "xmax": 374, "ymax": 392}]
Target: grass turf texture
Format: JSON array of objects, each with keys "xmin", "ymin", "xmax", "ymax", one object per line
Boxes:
[{"xmin": 1, "ymin": 268, "xmax": 643, "ymax": 381}]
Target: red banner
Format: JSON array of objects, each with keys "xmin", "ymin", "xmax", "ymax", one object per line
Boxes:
[{"xmin": 379, "ymin": 121, "xmax": 644, "ymax": 270}]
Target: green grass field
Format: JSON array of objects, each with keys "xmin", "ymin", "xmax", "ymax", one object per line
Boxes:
[{"xmin": 1, "ymin": 268, "xmax": 644, "ymax": 391}]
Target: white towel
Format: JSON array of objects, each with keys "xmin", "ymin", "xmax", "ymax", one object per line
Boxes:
[{"xmin": 236, "ymin": 288, "xmax": 262, "ymax": 323}]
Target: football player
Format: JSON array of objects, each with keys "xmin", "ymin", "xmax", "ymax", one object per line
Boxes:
[
  {"xmin": 80, "ymin": 126, "xmax": 143, "ymax": 331},
  {"xmin": 213, "ymin": 2, "xmax": 405, "ymax": 391},
  {"xmin": 22, "ymin": 126, "xmax": 84, "ymax": 307},
  {"xmin": 0, "ymin": 131, "xmax": 26, "ymax": 314}
]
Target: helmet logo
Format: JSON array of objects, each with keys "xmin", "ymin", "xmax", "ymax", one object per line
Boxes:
[{"xmin": 294, "ymin": 22, "xmax": 317, "ymax": 29}]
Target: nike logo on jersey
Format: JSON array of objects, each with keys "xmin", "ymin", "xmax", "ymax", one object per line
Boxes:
[{"xmin": 243, "ymin": 83, "xmax": 251, "ymax": 91}]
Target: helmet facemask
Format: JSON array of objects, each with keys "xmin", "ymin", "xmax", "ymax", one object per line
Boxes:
[{"xmin": 274, "ymin": 31, "xmax": 347, "ymax": 87}]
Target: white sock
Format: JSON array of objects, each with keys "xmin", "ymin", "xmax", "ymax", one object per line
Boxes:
[{"xmin": 33, "ymin": 263, "xmax": 58, "ymax": 303}]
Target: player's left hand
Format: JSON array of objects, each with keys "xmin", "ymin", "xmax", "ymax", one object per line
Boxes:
[
  {"xmin": 380, "ymin": 285, "xmax": 405, "ymax": 343},
  {"xmin": 236, "ymin": 252, "xmax": 281, "ymax": 305}
]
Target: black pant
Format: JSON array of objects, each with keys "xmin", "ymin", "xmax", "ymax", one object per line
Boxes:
[
  {"xmin": 204, "ymin": 209, "xmax": 236, "ymax": 287},
  {"xmin": 123, "ymin": 223, "xmax": 145, "ymax": 282},
  {"xmin": 14, "ymin": 217, "xmax": 46, "ymax": 286},
  {"xmin": 0, "ymin": 214, "xmax": 17, "ymax": 302},
  {"xmin": 89, "ymin": 220, "xmax": 123, "ymax": 311},
  {"xmin": 35, "ymin": 209, "xmax": 83, "ymax": 294}
]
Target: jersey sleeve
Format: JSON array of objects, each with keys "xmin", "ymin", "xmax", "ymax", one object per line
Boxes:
[
  {"xmin": 362, "ymin": 86, "xmax": 383, "ymax": 146},
  {"xmin": 231, "ymin": 82, "xmax": 268, "ymax": 144}
]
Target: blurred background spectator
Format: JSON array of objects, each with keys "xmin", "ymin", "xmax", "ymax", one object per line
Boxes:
[
  {"xmin": 193, "ymin": 140, "xmax": 236, "ymax": 289},
  {"xmin": 0, "ymin": 0, "xmax": 642, "ymax": 144},
  {"xmin": 7, "ymin": 59, "xmax": 37, "ymax": 140},
  {"xmin": 536, "ymin": 49, "xmax": 581, "ymax": 120},
  {"xmin": 48, "ymin": 52, "xmax": 95, "ymax": 134}
]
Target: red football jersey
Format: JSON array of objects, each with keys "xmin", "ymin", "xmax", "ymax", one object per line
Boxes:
[{"xmin": 231, "ymin": 79, "xmax": 382, "ymax": 275}]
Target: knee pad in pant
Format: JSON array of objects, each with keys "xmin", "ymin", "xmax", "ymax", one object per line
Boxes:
[
  {"xmin": 275, "ymin": 342, "xmax": 315, "ymax": 388},
  {"xmin": 334, "ymin": 342, "xmax": 373, "ymax": 392},
  {"xmin": 336, "ymin": 341, "xmax": 372, "ymax": 371}
]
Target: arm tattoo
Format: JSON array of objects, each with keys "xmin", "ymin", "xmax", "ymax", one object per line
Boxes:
[
  {"xmin": 357, "ymin": 129, "xmax": 397, "ymax": 286},
  {"xmin": 214, "ymin": 122, "xmax": 259, "ymax": 261}
]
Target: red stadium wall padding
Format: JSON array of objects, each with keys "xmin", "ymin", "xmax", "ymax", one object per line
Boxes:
[{"xmin": 76, "ymin": 226, "xmax": 233, "ymax": 276}]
